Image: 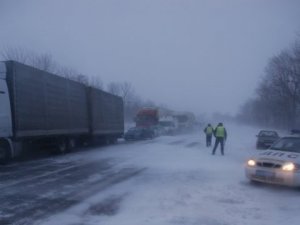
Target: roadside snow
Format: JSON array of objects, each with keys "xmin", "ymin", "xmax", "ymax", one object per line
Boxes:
[{"xmin": 37, "ymin": 123, "xmax": 300, "ymax": 225}]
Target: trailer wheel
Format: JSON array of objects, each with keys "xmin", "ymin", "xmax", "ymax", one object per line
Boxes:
[
  {"xmin": 57, "ymin": 139, "xmax": 67, "ymax": 154},
  {"xmin": 0, "ymin": 146, "xmax": 10, "ymax": 164},
  {"xmin": 111, "ymin": 138, "xmax": 117, "ymax": 144},
  {"xmin": 67, "ymin": 138, "xmax": 76, "ymax": 152}
]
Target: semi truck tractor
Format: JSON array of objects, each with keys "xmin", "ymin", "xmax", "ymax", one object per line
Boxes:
[
  {"xmin": 134, "ymin": 107, "xmax": 196, "ymax": 135},
  {"xmin": 134, "ymin": 108, "xmax": 179, "ymax": 135},
  {"xmin": 134, "ymin": 108, "xmax": 159, "ymax": 127},
  {"xmin": 0, "ymin": 61, "xmax": 124, "ymax": 163}
]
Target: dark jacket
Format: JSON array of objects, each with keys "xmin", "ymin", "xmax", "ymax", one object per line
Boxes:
[{"xmin": 204, "ymin": 126, "xmax": 213, "ymax": 135}]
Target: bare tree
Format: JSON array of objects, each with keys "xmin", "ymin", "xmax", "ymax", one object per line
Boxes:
[
  {"xmin": 31, "ymin": 53, "xmax": 57, "ymax": 73},
  {"xmin": 107, "ymin": 82, "xmax": 121, "ymax": 95},
  {"xmin": 73, "ymin": 74, "xmax": 89, "ymax": 85},
  {"xmin": 1, "ymin": 46, "xmax": 93, "ymax": 86},
  {"xmin": 237, "ymin": 36, "xmax": 300, "ymax": 128},
  {"xmin": 1, "ymin": 46, "xmax": 33, "ymax": 64},
  {"xmin": 107, "ymin": 81, "xmax": 149, "ymax": 122},
  {"xmin": 89, "ymin": 75, "xmax": 104, "ymax": 90},
  {"xmin": 57, "ymin": 66, "xmax": 78, "ymax": 79},
  {"xmin": 1, "ymin": 47, "xmax": 57, "ymax": 73},
  {"xmin": 119, "ymin": 82, "xmax": 134, "ymax": 100},
  {"xmin": 107, "ymin": 81, "xmax": 136, "ymax": 104}
]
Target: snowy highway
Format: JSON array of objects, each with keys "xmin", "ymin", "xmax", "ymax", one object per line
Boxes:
[{"xmin": 1, "ymin": 124, "xmax": 300, "ymax": 225}]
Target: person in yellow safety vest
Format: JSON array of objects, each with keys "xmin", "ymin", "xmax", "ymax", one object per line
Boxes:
[
  {"xmin": 203, "ymin": 123, "xmax": 214, "ymax": 147},
  {"xmin": 212, "ymin": 122, "xmax": 227, "ymax": 155}
]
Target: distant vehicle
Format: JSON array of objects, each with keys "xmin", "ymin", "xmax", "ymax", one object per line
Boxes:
[
  {"xmin": 134, "ymin": 107, "xmax": 196, "ymax": 135},
  {"xmin": 159, "ymin": 121, "xmax": 176, "ymax": 135},
  {"xmin": 124, "ymin": 127, "xmax": 155, "ymax": 141},
  {"xmin": 245, "ymin": 135, "xmax": 300, "ymax": 187},
  {"xmin": 134, "ymin": 108, "xmax": 177, "ymax": 135},
  {"xmin": 172, "ymin": 112, "xmax": 196, "ymax": 132},
  {"xmin": 256, "ymin": 130, "xmax": 279, "ymax": 149},
  {"xmin": 149, "ymin": 125, "xmax": 165, "ymax": 137},
  {"xmin": 134, "ymin": 108, "xmax": 159, "ymax": 127},
  {"xmin": 0, "ymin": 61, "xmax": 124, "ymax": 164}
]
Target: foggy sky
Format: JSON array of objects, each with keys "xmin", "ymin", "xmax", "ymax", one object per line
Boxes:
[{"xmin": 1, "ymin": 0, "xmax": 300, "ymax": 116}]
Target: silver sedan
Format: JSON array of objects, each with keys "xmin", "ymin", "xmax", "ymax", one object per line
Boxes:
[{"xmin": 245, "ymin": 136, "xmax": 300, "ymax": 187}]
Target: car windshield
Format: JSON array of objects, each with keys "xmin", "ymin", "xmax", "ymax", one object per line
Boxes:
[
  {"xmin": 259, "ymin": 131, "xmax": 278, "ymax": 137},
  {"xmin": 270, "ymin": 137, "xmax": 300, "ymax": 153}
]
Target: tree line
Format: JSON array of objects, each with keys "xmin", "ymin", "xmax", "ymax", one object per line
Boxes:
[
  {"xmin": 1, "ymin": 47, "xmax": 160, "ymax": 122},
  {"xmin": 237, "ymin": 37, "xmax": 300, "ymax": 129}
]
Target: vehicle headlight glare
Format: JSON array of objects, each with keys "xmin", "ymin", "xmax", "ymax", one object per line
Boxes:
[
  {"xmin": 247, "ymin": 159, "xmax": 256, "ymax": 167},
  {"xmin": 282, "ymin": 162, "xmax": 295, "ymax": 171}
]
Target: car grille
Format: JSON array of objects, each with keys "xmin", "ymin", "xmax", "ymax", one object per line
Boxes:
[
  {"xmin": 256, "ymin": 162, "xmax": 281, "ymax": 169},
  {"xmin": 251, "ymin": 174, "xmax": 284, "ymax": 183}
]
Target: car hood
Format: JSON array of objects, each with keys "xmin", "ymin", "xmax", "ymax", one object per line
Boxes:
[{"xmin": 254, "ymin": 150, "xmax": 300, "ymax": 163}]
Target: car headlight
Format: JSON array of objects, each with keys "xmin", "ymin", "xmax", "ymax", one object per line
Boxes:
[
  {"xmin": 282, "ymin": 162, "xmax": 296, "ymax": 171},
  {"xmin": 247, "ymin": 159, "xmax": 256, "ymax": 167}
]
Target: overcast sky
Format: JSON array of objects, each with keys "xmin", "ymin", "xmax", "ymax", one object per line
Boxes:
[{"xmin": 1, "ymin": 0, "xmax": 300, "ymax": 116}]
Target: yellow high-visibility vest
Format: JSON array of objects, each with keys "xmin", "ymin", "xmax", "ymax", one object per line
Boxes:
[
  {"xmin": 206, "ymin": 127, "xmax": 213, "ymax": 134},
  {"xmin": 215, "ymin": 126, "xmax": 225, "ymax": 137}
]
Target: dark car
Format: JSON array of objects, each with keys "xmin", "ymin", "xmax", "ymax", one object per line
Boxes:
[
  {"xmin": 124, "ymin": 127, "xmax": 155, "ymax": 141},
  {"xmin": 256, "ymin": 130, "xmax": 279, "ymax": 149}
]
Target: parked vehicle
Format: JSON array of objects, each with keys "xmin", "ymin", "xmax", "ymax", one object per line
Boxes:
[
  {"xmin": 0, "ymin": 61, "xmax": 124, "ymax": 163},
  {"xmin": 159, "ymin": 121, "xmax": 176, "ymax": 135},
  {"xmin": 135, "ymin": 108, "xmax": 179, "ymax": 134},
  {"xmin": 124, "ymin": 127, "xmax": 155, "ymax": 141},
  {"xmin": 135, "ymin": 108, "xmax": 159, "ymax": 127},
  {"xmin": 172, "ymin": 111, "xmax": 196, "ymax": 133},
  {"xmin": 256, "ymin": 130, "xmax": 279, "ymax": 149},
  {"xmin": 147, "ymin": 124, "xmax": 165, "ymax": 137},
  {"xmin": 245, "ymin": 135, "xmax": 300, "ymax": 187},
  {"xmin": 134, "ymin": 107, "xmax": 196, "ymax": 135}
]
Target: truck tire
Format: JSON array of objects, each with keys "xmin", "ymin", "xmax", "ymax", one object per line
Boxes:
[
  {"xmin": 111, "ymin": 138, "xmax": 117, "ymax": 144},
  {"xmin": 57, "ymin": 139, "xmax": 67, "ymax": 154},
  {"xmin": 67, "ymin": 138, "xmax": 76, "ymax": 152},
  {"xmin": 0, "ymin": 146, "xmax": 10, "ymax": 164}
]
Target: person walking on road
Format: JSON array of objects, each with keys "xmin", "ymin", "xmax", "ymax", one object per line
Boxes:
[
  {"xmin": 203, "ymin": 123, "xmax": 214, "ymax": 147},
  {"xmin": 212, "ymin": 122, "xmax": 227, "ymax": 155}
]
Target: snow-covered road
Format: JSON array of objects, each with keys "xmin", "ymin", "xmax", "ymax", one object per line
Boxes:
[{"xmin": 1, "ymin": 123, "xmax": 300, "ymax": 225}]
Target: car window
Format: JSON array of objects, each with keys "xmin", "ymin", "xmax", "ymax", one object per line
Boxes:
[{"xmin": 259, "ymin": 131, "xmax": 278, "ymax": 137}]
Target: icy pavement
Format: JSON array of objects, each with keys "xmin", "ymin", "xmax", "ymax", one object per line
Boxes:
[{"xmin": 1, "ymin": 123, "xmax": 300, "ymax": 225}]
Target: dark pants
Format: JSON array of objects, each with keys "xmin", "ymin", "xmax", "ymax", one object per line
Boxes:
[
  {"xmin": 206, "ymin": 134, "xmax": 212, "ymax": 147},
  {"xmin": 212, "ymin": 137, "xmax": 225, "ymax": 155}
]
